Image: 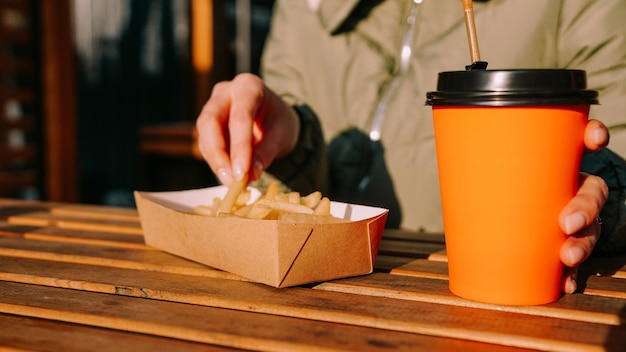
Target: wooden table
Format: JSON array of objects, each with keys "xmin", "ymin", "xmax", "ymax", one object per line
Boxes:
[{"xmin": 1, "ymin": 199, "xmax": 625, "ymax": 351}]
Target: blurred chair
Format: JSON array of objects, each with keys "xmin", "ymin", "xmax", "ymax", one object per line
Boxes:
[
  {"xmin": 1, "ymin": 0, "xmax": 38, "ymax": 199},
  {"xmin": 0, "ymin": 0, "xmax": 77, "ymax": 201},
  {"xmin": 136, "ymin": 0, "xmax": 229, "ymax": 192},
  {"xmin": 136, "ymin": 0, "xmax": 274, "ymax": 193}
]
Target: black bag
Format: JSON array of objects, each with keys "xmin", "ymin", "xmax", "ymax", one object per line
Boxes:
[{"xmin": 327, "ymin": 128, "xmax": 402, "ymax": 228}]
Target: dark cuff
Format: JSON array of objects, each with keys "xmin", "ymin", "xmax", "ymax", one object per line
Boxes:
[
  {"xmin": 266, "ymin": 105, "xmax": 328, "ymax": 195},
  {"xmin": 582, "ymin": 148, "xmax": 626, "ymax": 255}
]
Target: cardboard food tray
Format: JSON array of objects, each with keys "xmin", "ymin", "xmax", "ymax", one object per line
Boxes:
[{"xmin": 134, "ymin": 186, "xmax": 389, "ymax": 288}]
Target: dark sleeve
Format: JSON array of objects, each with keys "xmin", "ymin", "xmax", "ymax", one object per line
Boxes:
[
  {"xmin": 581, "ymin": 148, "xmax": 626, "ymax": 255},
  {"xmin": 265, "ymin": 105, "xmax": 329, "ymax": 195}
]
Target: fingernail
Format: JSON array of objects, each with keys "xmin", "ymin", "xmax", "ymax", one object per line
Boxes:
[
  {"xmin": 252, "ymin": 159, "xmax": 264, "ymax": 180},
  {"xmin": 233, "ymin": 158, "xmax": 246, "ymax": 180},
  {"xmin": 566, "ymin": 246, "xmax": 586, "ymax": 266},
  {"xmin": 217, "ymin": 168, "xmax": 233, "ymax": 185},
  {"xmin": 565, "ymin": 272, "xmax": 578, "ymax": 294},
  {"xmin": 564, "ymin": 212, "xmax": 586, "ymax": 234}
]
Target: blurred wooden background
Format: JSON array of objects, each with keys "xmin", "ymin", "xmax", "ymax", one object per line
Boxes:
[{"xmin": 0, "ymin": 0, "xmax": 275, "ymax": 206}]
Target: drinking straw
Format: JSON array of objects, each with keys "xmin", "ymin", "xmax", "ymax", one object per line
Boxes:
[{"xmin": 462, "ymin": 0, "xmax": 481, "ymax": 63}]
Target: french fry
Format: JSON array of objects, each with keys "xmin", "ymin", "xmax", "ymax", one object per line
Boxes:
[
  {"xmin": 216, "ymin": 212, "xmax": 247, "ymax": 219},
  {"xmin": 275, "ymin": 193, "xmax": 289, "ymax": 203},
  {"xmin": 256, "ymin": 199, "xmax": 314, "ymax": 214},
  {"xmin": 194, "ymin": 205, "xmax": 216, "ymax": 217},
  {"xmin": 235, "ymin": 189, "xmax": 251, "ymax": 208},
  {"xmin": 264, "ymin": 182, "xmax": 281, "ymax": 200},
  {"xmin": 288, "ymin": 192, "xmax": 300, "ymax": 204},
  {"xmin": 313, "ymin": 197, "xmax": 331, "ymax": 216},
  {"xmin": 234, "ymin": 204, "xmax": 253, "ymax": 217},
  {"xmin": 218, "ymin": 173, "xmax": 249, "ymax": 214},
  {"xmin": 301, "ymin": 191, "xmax": 322, "ymax": 209},
  {"xmin": 194, "ymin": 197, "xmax": 222, "ymax": 216},
  {"xmin": 246, "ymin": 203, "xmax": 273, "ymax": 220},
  {"xmin": 195, "ymin": 181, "xmax": 341, "ymax": 222}
]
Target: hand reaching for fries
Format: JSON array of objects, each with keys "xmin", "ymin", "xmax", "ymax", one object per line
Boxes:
[
  {"xmin": 195, "ymin": 74, "xmax": 300, "ymax": 187},
  {"xmin": 194, "ymin": 181, "xmax": 343, "ymax": 223}
]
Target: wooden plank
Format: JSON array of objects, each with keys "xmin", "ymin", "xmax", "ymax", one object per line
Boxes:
[
  {"xmin": 583, "ymin": 275, "xmax": 626, "ymax": 299},
  {"xmin": 427, "ymin": 250, "xmax": 448, "ymax": 262},
  {"xmin": 49, "ymin": 204, "xmax": 139, "ymax": 222},
  {"xmin": 0, "ymin": 282, "xmax": 525, "ymax": 352},
  {"xmin": 315, "ymin": 273, "xmax": 626, "ymax": 326},
  {"xmin": 7, "ymin": 211, "xmax": 142, "ymax": 235},
  {"xmin": 22, "ymin": 226, "xmax": 146, "ymax": 248},
  {"xmin": 16, "ymin": 232, "xmax": 147, "ymax": 250},
  {"xmin": 382, "ymin": 229, "xmax": 445, "ymax": 244},
  {"xmin": 0, "ymin": 313, "xmax": 237, "ymax": 352},
  {"xmin": 1, "ymin": 222, "xmax": 146, "ymax": 248},
  {"xmin": 377, "ymin": 238, "xmax": 446, "ymax": 259},
  {"xmin": 0, "ymin": 257, "xmax": 622, "ymax": 352},
  {"xmin": 392, "ymin": 258, "xmax": 626, "ymax": 298},
  {"xmin": 0, "ymin": 222, "xmax": 37, "ymax": 233},
  {"xmin": 373, "ymin": 254, "xmax": 420, "ymax": 272},
  {"xmin": 0, "ymin": 238, "xmax": 243, "ymax": 280},
  {"xmin": 393, "ymin": 257, "xmax": 626, "ymax": 280},
  {"xmin": 391, "ymin": 258, "xmax": 449, "ymax": 279}
]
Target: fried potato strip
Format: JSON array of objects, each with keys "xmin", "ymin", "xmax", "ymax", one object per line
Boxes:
[{"xmin": 194, "ymin": 181, "xmax": 339, "ymax": 221}]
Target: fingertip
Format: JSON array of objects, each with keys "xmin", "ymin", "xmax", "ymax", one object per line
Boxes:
[
  {"xmin": 564, "ymin": 272, "xmax": 578, "ymax": 294},
  {"xmin": 217, "ymin": 167, "xmax": 233, "ymax": 186},
  {"xmin": 232, "ymin": 158, "xmax": 247, "ymax": 181},
  {"xmin": 585, "ymin": 119, "xmax": 609, "ymax": 151},
  {"xmin": 562, "ymin": 212, "xmax": 586, "ymax": 235},
  {"xmin": 561, "ymin": 244, "xmax": 585, "ymax": 267},
  {"xmin": 561, "ymin": 266, "xmax": 579, "ymax": 294},
  {"xmin": 593, "ymin": 125, "xmax": 609, "ymax": 148}
]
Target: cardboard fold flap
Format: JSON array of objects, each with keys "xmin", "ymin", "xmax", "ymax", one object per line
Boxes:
[
  {"xmin": 367, "ymin": 213, "xmax": 388, "ymax": 265},
  {"xmin": 276, "ymin": 220, "xmax": 372, "ymax": 287},
  {"xmin": 134, "ymin": 187, "xmax": 388, "ymax": 287}
]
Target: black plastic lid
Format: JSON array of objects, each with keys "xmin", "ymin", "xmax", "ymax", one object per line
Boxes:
[{"xmin": 426, "ymin": 69, "xmax": 599, "ymax": 106}]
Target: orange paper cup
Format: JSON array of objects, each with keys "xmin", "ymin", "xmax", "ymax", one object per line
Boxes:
[{"xmin": 427, "ymin": 69, "xmax": 598, "ymax": 305}]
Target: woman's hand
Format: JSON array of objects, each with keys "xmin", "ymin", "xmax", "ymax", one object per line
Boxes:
[
  {"xmin": 559, "ymin": 119, "xmax": 610, "ymax": 293},
  {"xmin": 195, "ymin": 73, "xmax": 300, "ymax": 185}
]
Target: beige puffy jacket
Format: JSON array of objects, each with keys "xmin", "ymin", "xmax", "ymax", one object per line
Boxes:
[{"xmin": 261, "ymin": 0, "xmax": 626, "ymax": 233}]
